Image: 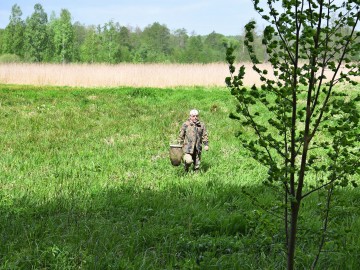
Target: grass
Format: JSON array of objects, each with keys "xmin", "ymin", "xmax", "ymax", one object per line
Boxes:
[{"xmin": 0, "ymin": 84, "xmax": 359, "ymax": 269}]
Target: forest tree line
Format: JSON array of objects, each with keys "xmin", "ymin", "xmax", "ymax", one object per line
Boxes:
[{"xmin": 0, "ymin": 4, "xmax": 358, "ymax": 64}]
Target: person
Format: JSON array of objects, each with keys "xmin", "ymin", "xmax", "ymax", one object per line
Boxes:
[{"xmin": 178, "ymin": 109, "xmax": 209, "ymax": 173}]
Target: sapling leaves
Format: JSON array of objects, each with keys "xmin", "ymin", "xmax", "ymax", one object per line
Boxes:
[{"xmin": 226, "ymin": 0, "xmax": 359, "ymax": 268}]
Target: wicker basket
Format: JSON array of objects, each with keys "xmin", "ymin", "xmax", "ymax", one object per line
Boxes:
[{"xmin": 169, "ymin": 144, "xmax": 183, "ymax": 166}]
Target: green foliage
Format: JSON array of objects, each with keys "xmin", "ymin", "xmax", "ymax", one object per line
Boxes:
[
  {"xmin": 1, "ymin": 3, "xmax": 359, "ymax": 64},
  {"xmin": 98, "ymin": 21, "xmax": 122, "ymax": 63},
  {"xmin": 183, "ymin": 35, "xmax": 206, "ymax": 63},
  {"xmin": 226, "ymin": 0, "xmax": 359, "ymax": 269},
  {"xmin": 2, "ymin": 4, "xmax": 25, "ymax": 57},
  {"xmin": 52, "ymin": 9, "xmax": 74, "ymax": 63},
  {"xmin": 80, "ymin": 25, "xmax": 101, "ymax": 63},
  {"xmin": 24, "ymin": 3, "xmax": 49, "ymax": 62},
  {"xmin": 142, "ymin": 22, "xmax": 172, "ymax": 57},
  {"xmin": 0, "ymin": 53, "xmax": 21, "ymax": 63},
  {"xmin": 0, "ymin": 4, "xmax": 244, "ymax": 64},
  {"xmin": 203, "ymin": 31, "xmax": 228, "ymax": 62}
]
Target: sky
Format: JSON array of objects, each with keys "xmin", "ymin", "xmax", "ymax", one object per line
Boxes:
[{"xmin": 0, "ymin": 0, "xmax": 264, "ymax": 36}]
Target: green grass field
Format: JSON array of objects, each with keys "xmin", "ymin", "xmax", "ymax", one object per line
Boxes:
[{"xmin": 0, "ymin": 84, "xmax": 359, "ymax": 269}]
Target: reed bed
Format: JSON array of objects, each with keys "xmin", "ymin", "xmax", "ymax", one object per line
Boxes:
[
  {"xmin": 0, "ymin": 63, "xmax": 356, "ymax": 88},
  {"xmin": 0, "ymin": 63, "xmax": 268, "ymax": 88}
]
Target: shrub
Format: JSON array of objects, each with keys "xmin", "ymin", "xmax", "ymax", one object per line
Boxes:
[{"xmin": 0, "ymin": 53, "xmax": 21, "ymax": 63}]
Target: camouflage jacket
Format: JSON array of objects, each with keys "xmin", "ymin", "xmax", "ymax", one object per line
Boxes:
[{"xmin": 178, "ymin": 119, "xmax": 209, "ymax": 154}]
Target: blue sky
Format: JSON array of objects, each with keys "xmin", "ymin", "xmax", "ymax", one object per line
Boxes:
[{"xmin": 0, "ymin": 0, "xmax": 263, "ymax": 35}]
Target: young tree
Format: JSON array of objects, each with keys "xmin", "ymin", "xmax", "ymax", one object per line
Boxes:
[
  {"xmin": 119, "ymin": 26, "xmax": 132, "ymax": 50},
  {"xmin": 184, "ymin": 35, "xmax": 206, "ymax": 63},
  {"xmin": 2, "ymin": 4, "xmax": 25, "ymax": 57},
  {"xmin": 141, "ymin": 22, "xmax": 172, "ymax": 61},
  {"xmin": 52, "ymin": 9, "xmax": 74, "ymax": 63},
  {"xmin": 204, "ymin": 31, "xmax": 228, "ymax": 62},
  {"xmin": 101, "ymin": 21, "xmax": 121, "ymax": 63},
  {"xmin": 24, "ymin": 3, "xmax": 49, "ymax": 62},
  {"xmin": 0, "ymin": 29, "xmax": 4, "ymax": 54},
  {"xmin": 170, "ymin": 28, "xmax": 189, "ymax": 62},
  {"xmin": 117, "ymin": 26, "xmax": 132, "ymax": 62},
  {"xmin": 172, "ymin": 28, "xmax": 189, "ymax": 49},
  {"xmin": 80, "ymin": 25, "xmax": 101, "ymax": 63},
  {"xmin": 226, "ymin": 0, "xmax": 359, "ymax": 269},
  {"xmin": 72, "ymin": 22, "xmax": 87, "ymax": 62}
]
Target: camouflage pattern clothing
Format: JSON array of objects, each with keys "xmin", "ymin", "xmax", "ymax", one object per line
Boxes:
[{"xmin": 178, "ymin": 119, "xmax": 209, "ymax": 171}]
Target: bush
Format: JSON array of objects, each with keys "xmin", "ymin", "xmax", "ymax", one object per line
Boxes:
[{"xmin": 0, "ymin": 53, "xmax": 21, "ymax": 63}]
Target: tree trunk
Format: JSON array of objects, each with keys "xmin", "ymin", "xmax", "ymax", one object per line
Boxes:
[{"xmin": 287, "ymin": 201, "xmax": 300, "ymax": 270}]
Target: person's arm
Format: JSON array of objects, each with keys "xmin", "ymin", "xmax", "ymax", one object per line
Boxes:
[
  {"xmin": 202, "ymin": 124, "xmax": 209, "ymax": 150},
  {"xmin": 178, "ymin": 123, "xmax": 186, "ymax": 145}
]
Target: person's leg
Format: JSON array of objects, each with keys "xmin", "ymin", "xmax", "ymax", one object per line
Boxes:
[
  {"xmin": 193, "ymin": 151, "xmax": 201, "ymax": 172},
  {"xmin": 183, "ymin": 153, "xmax": 193, "ymax": 172}
]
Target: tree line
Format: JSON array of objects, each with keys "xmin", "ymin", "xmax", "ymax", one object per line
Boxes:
[
  {"xmin": 0, "ymin": 4, "xmax": 358, "ymax": 64},
  {"xmin": 0, "ymin": 3, "xmax": 270, "ymax": 64}
]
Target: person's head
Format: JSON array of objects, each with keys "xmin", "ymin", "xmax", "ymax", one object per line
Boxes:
[{"xmin": 189, "ymin": 109, "xmax": 199, "ymax": 122}]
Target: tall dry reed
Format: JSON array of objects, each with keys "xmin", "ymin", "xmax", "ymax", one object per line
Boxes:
[
  {"xmin": 0, "ymin": 63, "xmax": 356, "ymax": 88},
  {"xmin": 0, "ymin": 63, "xmax": 266, "ymax": 88}
]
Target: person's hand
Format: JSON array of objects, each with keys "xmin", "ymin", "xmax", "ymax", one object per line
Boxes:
[{"xmin": 204, "ymin": 145, "xmax": 209, "ymax": 151}]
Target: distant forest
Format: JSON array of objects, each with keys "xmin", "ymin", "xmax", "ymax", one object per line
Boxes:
[{"xmin": 0, "ymin": 3, "xmax": 358, "ymax": 64}]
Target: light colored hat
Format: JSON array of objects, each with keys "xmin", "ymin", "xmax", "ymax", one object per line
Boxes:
[{"xmin": 189, "ymin": 109, "xmax": 199, "ymax": 116}]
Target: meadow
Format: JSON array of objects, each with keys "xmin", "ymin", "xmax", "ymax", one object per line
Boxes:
[{"xmin": 0, "ymin": 84, "xmax": 359, "ymax": 269}]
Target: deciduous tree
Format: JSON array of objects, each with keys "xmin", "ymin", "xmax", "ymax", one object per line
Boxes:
[
  {"xmin": 204, "ymin": 31, "xmax": 227, "ymax": 62},
  {"xmin": 101, "ymin": 21, "xmax": 121, "ymax": 63},
  {"xmin": 80, "ymin": 25, "xmax": 101, "ymax": 63},
  {"xmin": 142, "ymin": 22, "xmax": 171, "ymax": 61},
  {"xmin": 52, "ymin": 9, "xmax": 74, "ymax": 63},
  {"xmin": 24, "ymin": 3, "xmax": 49, "ymax": 62},
  {"xmin": 226, "ymin": 0, "xmax": 359, "ymax": 269},
  {"xmin": 184, "ymin": 35, "xmax": 206, "ymax": 63},
  {"xmin": 2, "ymin": 4, "xmax": 25, "ymax": 57}
]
